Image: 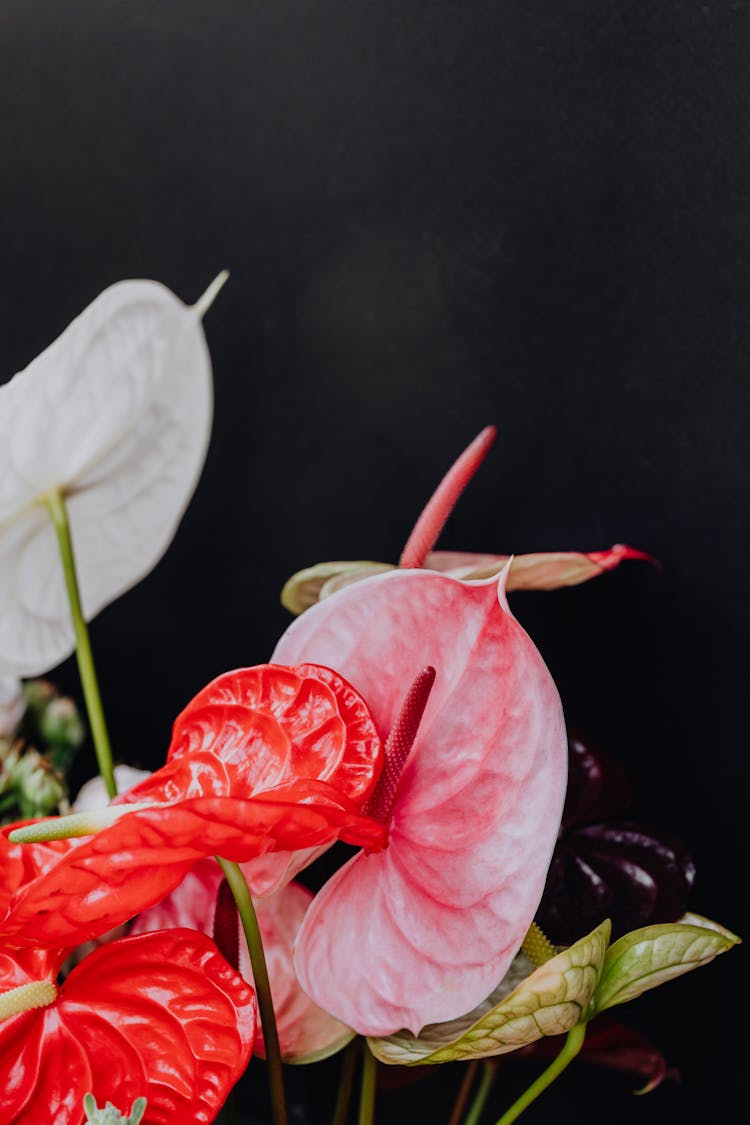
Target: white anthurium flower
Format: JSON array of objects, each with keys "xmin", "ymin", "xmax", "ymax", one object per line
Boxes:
[
  {"xmin": 0, "ymin": 274, "xmax": 226, "ymax": 676},
  {"xmin": 0, "ymin": 674, "xmax": 25, "ymax": 737}
]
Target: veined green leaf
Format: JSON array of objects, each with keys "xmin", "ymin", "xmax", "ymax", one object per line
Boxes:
[
  {"xmin": 592, "ymin": 913, "xmax": 740, "ymax": 1016},
  {"xmin": 368, "ymin": 921, "xmax": 610, "ymax": 1066}
]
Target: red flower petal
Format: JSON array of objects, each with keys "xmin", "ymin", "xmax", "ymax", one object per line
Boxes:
[
  {"xmin": 133, "ymin": 865, "xmax": 353, "ymax": 1063},
  {"xmin": 0, "ymin": 931, "xmax": 255, "ymax": 1125},
  {"xmin": 123, "ymin": 664, "xmax": 382, "ymax": 806},
  {"xmin": 117, "ymin": 664, "xmax": 383, "ymax": 896},
  {"xmin": 275, "ymin": 568, "xmax": 567, "ymax": 1035},
  {"xmin": 2, "ymin": 787, "xmax": 387, "ymax": 947}
]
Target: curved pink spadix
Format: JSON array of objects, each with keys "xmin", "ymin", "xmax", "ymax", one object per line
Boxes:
[
  {"xmin": 273, "ymin": 566, "xmax": 567, "ymax": 1036},
  {"xmin": 363, "ymin": 666, "xmax": 436, "ymax": 823},
  {"xmin": 399, "ymin": 426, "xmax": 497, "ymax": 568}
]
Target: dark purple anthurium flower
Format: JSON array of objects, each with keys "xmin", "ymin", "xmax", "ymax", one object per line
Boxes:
[{"xmin": 537, "ymin": 734, "xmax": 696, "ymax": 945}]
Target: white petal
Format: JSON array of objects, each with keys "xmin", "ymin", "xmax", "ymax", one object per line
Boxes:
[
  {"xmin": 0, "ymin": 674, "xmax": 24, "ymax": 737},
  {"xmin": 0, "ymin": 279, "xmax": 216, "ymax": 674}
]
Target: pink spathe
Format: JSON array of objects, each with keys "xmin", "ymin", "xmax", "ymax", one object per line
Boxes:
[{"xmin": 273, "ymin": 565, "xmax": 567, "ymax": 1036}]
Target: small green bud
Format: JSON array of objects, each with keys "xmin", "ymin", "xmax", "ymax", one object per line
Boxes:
[
  {"xmin": 0, "ymin": 743, "xmax": 21, "ymax": 793},
  {"xmin": 21, "ymin": 678, "xmax": 56, "ymax": 717},
  {"xmin": 13, "ymin": 749, "xmax": 67, "ymax": 817},
  {"xmin": 40, "ymin": 696, "xmax": 85, "ymax": 750},
  {"xmin": 83, "ymin": 1094, "xmax": 148, "ymax": 1124}
]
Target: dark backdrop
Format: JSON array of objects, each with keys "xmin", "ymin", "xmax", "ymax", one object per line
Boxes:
[{"xmin": 1, "ymin": 3, "xmax": 747, "ymax": 1122}]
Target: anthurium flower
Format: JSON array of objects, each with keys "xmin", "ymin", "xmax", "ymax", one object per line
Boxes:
[
  {"xmin": 2, "ymin": 663, "xmax": 386, "ymax": 947},
  {"xmin": 281, "ymin": 426, "xmax": 652, "ymax": 614},
  {"xmin": 120, "ymin": 661, "xmax": 384, "ymax": 896},
  {"xmin": 132, "ymin": 860, "xmax": 353, "ymax": 1063},
  {"xmin": 537, "ymin": 734, "xmax": 696, "ymax": 944},
  {"xmin": 0, "ymin": 928, "xmax": 256, "ymax": 1124},
  {"xmin": 0, "ymin": 274, "xmax": 225, "ymax": 676},
  {"xmin": 282, "ymin": 546, "xmax": 652, "ymax": 613},
  {"xmin": 273, "ymin": 566, "xmax": 568, "ymax": 1036}
]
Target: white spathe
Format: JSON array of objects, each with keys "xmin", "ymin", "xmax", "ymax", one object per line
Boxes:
[
  {"xmin": 0, "ymin": 675, "xmax": 24, "ymax": 737},
  {"xmin": 0, "ymin": 276, "xmax": 224, "ymax": 676}
]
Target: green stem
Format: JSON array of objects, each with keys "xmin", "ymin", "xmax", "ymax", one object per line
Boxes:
[
  {"xmin": 45, "ymin": 490, "xmax": 116, "ymax": 799},
  {"xmin": 463, "ymin": 1062, "xmax": 496, "ymax": 1125},
  {"xmin": 332, "ymin": 1038, "xmax": 359, "ymax": 1125},
  {"xmin": 358, "ymin": 1043, "xmax": 377, "ymax": 1125},
  {"xmin": 216, "ymin": 858, "xmax": 287, "ymax": 1125},
  {"xmin": 494, "ymin": 1024, "xmax": 586, "ymax": 1125},
  {"xmin": 448, "ymin": 1060, "xmax": 480, "ymax": 1125}
]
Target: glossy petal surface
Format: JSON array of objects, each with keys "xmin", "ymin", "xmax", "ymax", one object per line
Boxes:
[
  {"xmin": 0, "ymin": 930, "xmax": 255, "ymax": 1125},
  {"xmin": 162, "ymin": 664, "xmax": 381, "ymax": 804},
  {"xmin": 120, "ymin": 664, "xmax": 383, "ymax": 895},
  {"xmin": 133, "ymin": 864, "xmax": 353, "ymax": 1063},
  {"xmin": 538, "ymin": 821, "xmax": 696, "ymax": 944},
  {"xmin": 275, "ymin": 568, "xmax": 567, "ymax": 1035},
  {"xmin": 0, "ymin": 280, "xmax": 214, "ymax": 675},
  {"xmin": 1, "ymin": 787, "xmax": 387, "ymax": 948}
]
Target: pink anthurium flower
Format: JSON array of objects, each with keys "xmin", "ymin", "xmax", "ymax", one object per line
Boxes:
[
  {"xmin": 1, "ymin": 664, "xmax": 386, "ymax": 949},
  {"xmin": 132, "ymin": 861, "xmax": 353, "ymax": 1064},
  {"xmin": 0, "ymin": 929, "xmax": 256, "ymax": 1124},
  {"xmin": 281, "ymin": 427, "xmax": 654, "ymax": 614},
  {"xmin": 273, "ymin": 564, "xmax": 568, "ymax": 1036}
]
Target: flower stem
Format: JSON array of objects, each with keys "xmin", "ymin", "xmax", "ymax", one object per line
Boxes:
[
  {"xmin": 463, "ymin": 1062, "xmax": 496, "ymax": 1125},
  {"xmin": 332, "ymin": 1038, "xmax": 359, "ymax": 1125},
  {"xmin": 358, "ymin": 1043, "xmax": 377, "ymax": 1125},
  {"xmin": 45, "ymin": 489, "xmax": 116, "ymax": 799},
  {"xmin": 448, "ymin": 1060, "xmax": 480, "ymax": 1125},
  {"xmin": 216, "ymin": 857, "xmax": 287, "ymax": 1125},
  {"xmin": 493, "ymin": 1024, "xmax": 586, "ymax": 1125}
]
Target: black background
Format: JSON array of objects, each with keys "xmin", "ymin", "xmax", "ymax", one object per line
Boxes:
[{"xmin": 1, "ymin": 2, "xmax": 747, "ymax": 1122}]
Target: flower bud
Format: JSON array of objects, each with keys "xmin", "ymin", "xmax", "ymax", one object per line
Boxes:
[
  {"xmin": 13, "ymin": 749, "xmax": 67, "ymax": 817},
  {"xmin": 83, "ymin": 1094, "xmax": 147, "ymax": 1125},
  {"xmin": 40, "ymin": 696, "xmax": 85, "ymax": 750}
]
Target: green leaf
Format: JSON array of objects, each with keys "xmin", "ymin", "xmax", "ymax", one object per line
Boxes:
[
  {"xmin": 368, "ymin": 921, "xmax": 610, "ymax": 1066},
  {"xmin": 281, "ymin": 561, "xmax": 395, "ymax": 614},
  {"xmin": 591, "ymin": 913, "xmax": 740, "ymax": 1016}
]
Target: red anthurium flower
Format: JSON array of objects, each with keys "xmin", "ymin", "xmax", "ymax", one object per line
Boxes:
[
  {"xmin": 121, "ymin": 663, "xmax": 384, "ymax": 896},
  {"xmin": 132, "ymin": 861, "xmax": 353, "ymax": 1063},
  {"xmin": 2, "ymin": 663, "xmax": 386, "ymax": 949},
  {"xmin": 2, "ymin": 784, "xmax": 387, "ymax": 949},
  {"xmin": 0, "ymin": 929, "xmax": 255, "ymax": 1124},
  {"xmin": 273, "ymin": 566, "xmax": 567, "ymax": 1037}
]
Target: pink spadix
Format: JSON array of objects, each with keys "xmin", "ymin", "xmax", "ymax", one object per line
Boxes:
[
  {"xmin": 399, "ymin": 425, "xmax": 496, "ymax": 569},
  {"xmin": 364, "ymin": 666, "xmax": 436, "ymax": 824}
]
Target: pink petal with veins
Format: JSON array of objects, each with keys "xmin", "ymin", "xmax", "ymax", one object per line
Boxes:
[{"xmin": 273, "ymin": 567, "xmax": 567, "ymax": 1036}]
